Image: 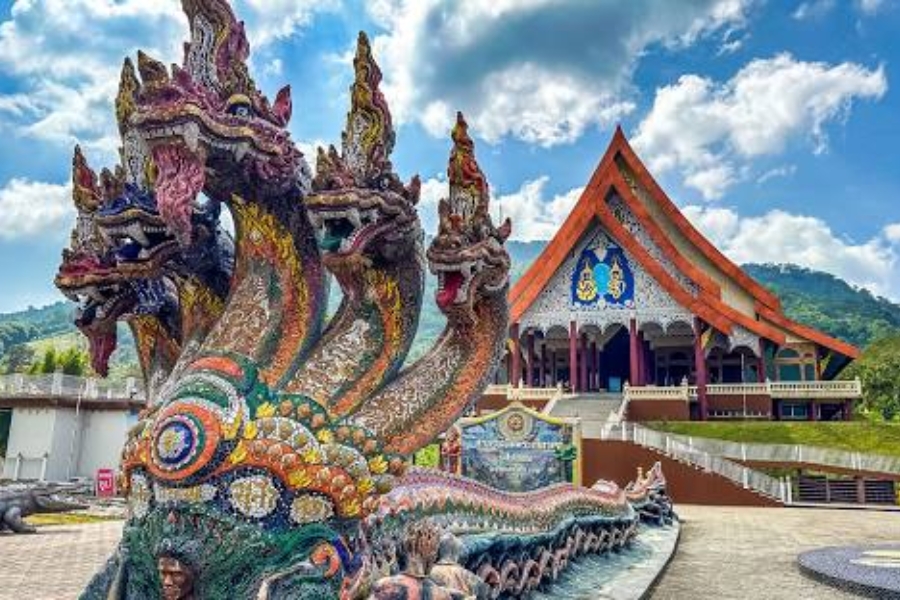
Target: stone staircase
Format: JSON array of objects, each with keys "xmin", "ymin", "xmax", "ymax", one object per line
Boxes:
[{"xmin": 548, "ymin": 393, "xmax": 623, "ymax": 438}]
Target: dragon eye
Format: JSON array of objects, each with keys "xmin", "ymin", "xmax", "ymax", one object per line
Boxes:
[{"xmin": 226, "ymin": 94, "xmax": 254, "ymax": 118}]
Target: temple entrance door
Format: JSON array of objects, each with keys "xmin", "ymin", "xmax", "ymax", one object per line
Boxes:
[{"xmin": 600, "ymin": 325, "xmax": 630, "ymax": 392}]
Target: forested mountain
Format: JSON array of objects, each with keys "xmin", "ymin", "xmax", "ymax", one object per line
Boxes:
[
  {"xmin": 742, "ymin": 263, "xmax": 900, "ymax": 348},
  {"xmin": 1, "ymin": 255, "xmax": 897, "ymax": 379}
]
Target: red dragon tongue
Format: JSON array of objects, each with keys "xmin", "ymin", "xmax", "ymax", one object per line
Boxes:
[
  {"xmin": 437, "ymin": 271, "xmax": 464, "ymax": 309},
  {"xmin": 85, "ymin": 325, "xmax": 117, "ymax": 378},
  {"xmin": 152, "ymin": 143, "xmax": 206, "ymax": 246}
]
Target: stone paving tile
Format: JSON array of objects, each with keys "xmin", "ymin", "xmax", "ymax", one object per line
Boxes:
[
  {"xmin": 0, "ymin": 521, "xmax": 122, "ymax": 600},
  {"xmin": 650, "ymin": 505, "xmax": 900, "ymax": 600},
  {"xmin": 1, "ymin": 506, "xmax": 898, "ymax": 599}
]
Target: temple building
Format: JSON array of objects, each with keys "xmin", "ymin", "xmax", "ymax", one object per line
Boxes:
[{"xmin": 493, "ymin": 129, "xmax": 861, "ymax": 422}]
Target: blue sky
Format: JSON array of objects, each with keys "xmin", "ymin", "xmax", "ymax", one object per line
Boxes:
[{"xmin": 0, "ymin": 0, "xmax": 898, "ymax": 312}]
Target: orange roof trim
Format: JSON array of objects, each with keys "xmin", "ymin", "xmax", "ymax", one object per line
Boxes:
[{"xmin": 509, "ymin": 127, "xmax": 857, "ymax": 359}]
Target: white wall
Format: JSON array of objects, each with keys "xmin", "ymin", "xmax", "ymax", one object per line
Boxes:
[
  {"xmin": 77, "ymin": 410, "xmax": 130, "ymax": 478},
  {"xmin": 2, "ymin": 408, "xmax": 55, "ymax": 480},
  {"xmin": 2, "ymin": 405, "xmax": 133, "ymax": 482}
]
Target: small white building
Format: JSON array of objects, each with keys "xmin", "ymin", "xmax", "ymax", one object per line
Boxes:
[{"xmin": 0, "ymin": 374, "xmax": 144, "ymax": 482}]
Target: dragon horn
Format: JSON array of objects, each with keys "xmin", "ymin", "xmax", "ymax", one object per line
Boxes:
[{"xmin": 115, "ymin": 57, "xmax": 140, "ymax": 135}]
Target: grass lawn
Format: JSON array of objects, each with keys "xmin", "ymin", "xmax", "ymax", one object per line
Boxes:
[
  {"xmin": 647, "ymin": 421, "xmax": 900, "ymax": 458},
  {"xmin": 25, "ymin": 512, "xmax": 122, "ymax": 526}
]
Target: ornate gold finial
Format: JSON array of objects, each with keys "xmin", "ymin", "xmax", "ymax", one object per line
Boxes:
[
  {"xmin": 72, "ymin": 145, "xmax": 100, "ymax": 212},
  {"xmin": 116, "ymin": 57, "xmax": 140, "ymax": 134},
  {"xmin": 340, "ymin": 31, "xmax": 395, "ymax": 184}
]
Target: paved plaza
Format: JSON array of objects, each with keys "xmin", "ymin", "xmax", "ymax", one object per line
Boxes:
[
  {"xmin": 0, "ymin": 506, "xmax": 898, "ymax": 599},
  {"xmin": 651, "ymin": 505, "xmax": 900, "ymax": 600}
]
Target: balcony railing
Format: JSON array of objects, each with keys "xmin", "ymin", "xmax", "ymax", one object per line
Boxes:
[
  {"xmin": 0, "ymin": 373, "xmax": 145, "ymax": 402},
  {"xmin": 623, "ymin": 379, "xmax": 862, "ymax": 402}
]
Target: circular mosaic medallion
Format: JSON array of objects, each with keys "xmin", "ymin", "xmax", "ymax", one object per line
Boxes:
[
  {"xmin": 155, "ymin": 419, "xmax": 197, "ymax": 469},
  {"xmin": 147, "ymin": 402, "xmax": 223, "ymax": 481}
]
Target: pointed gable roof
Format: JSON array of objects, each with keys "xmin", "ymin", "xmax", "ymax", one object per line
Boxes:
[{"xmin": 510, "ymin": 127, "xmax": 860, "ymax": 360}]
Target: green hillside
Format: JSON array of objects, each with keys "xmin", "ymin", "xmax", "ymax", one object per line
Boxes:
[{"xmin": 742, "ymin": 263, "xmax": 900, "ymax": 348}]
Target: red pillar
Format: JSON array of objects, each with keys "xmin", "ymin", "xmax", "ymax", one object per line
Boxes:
[
  {"xmin": 590, "ymin": 341, "xmax": 598, "ymax": 391},
  {"xmin": 579, "ymin": 333, "xmax": 591, "ymax": 392},
  {"xmin": 526, "ymin": 332, "xmax": 535, "ymax": 387},
  {"xmin": 629, "ymin": 319, "xmax": 640, "ymax": 387},
  {"xmin": 569, "ymin": 321, "xmax": 579, "ymax": 392},
  {"xmin": 809, "ymin": 401, "xmax": 818, "ymax": 421},
  {"xmin": 636, "ymin": 330, "xmax": 645, "ymax": 387},
  {"xmin": 510, "ymin": 323, "xmax": 521, "ymax": 387},
  {"xmin": 757, "ymin": 339, "xmax": 767, "ymax": 383},
  {"xmin": 540, "ymin": 343, "xmax": 547, "ymax": 388},
  {"xmin": 693, "ymin": 318, "xmax": 709, "ymax": 421}
]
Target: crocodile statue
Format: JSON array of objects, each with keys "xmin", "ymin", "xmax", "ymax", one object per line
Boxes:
[{"xmin": 0, "ymin": 485, "xmax": 88, "ymax": 534}]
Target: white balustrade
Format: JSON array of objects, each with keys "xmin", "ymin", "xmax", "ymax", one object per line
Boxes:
[{"xmin": 0, "ymin": 373, "xmax": 146, "ymax": 402}]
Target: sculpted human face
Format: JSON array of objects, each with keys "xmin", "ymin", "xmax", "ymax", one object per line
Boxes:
[{"xmin": 158, "ymin": 556, "xmax": 194, "ymax": 600}]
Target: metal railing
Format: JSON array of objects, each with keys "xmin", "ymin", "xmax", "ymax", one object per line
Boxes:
[
  {"xmin": 643, "ymin": 429, "xmax": 900, "ymax": 476},
  {"xmin": 601, "ymin": 422, "xmax": 791, "ymax": 503},
  {"xmin": 0, "ymin": 373, "xmax": 145, "ymax": 402},
  {"xmin": 623, "ymin": 379, "xmax": 862, "ymax": 402}
]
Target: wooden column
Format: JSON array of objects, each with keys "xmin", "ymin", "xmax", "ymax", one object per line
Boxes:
[
  {"xmin": 526, "ymin": 332, "xmax": 535, "ymax": 387},
  {"xmin": 693, "ymin": 318, "xmax": 709, "ymax": 421},
  {"xmin": 629, "ymin": 319, "xmax": 640, "ymax": 387},
  {"xmin": 579, "ymin": 333, "xmax": 590, "ymax": 392},
  {"xmin": 809, "ymin": 401, "xmax": 817, "ymax": 421},
  {"xmin": 510, "ymin": 323, "xmax": 521, "ymax": 387},
  {"xmin": 569, "ymin": 321, "xmax": 579, "ymax": 392},
  {"xmin": 540, "ymin": 343, "xmax": 548, "ymax": 388},
  {"xmin": 551, "ymin": 350, "xmax": 557, "ymax": 386}
]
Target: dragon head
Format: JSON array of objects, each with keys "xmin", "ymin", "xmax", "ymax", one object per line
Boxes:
[
  {"xmin": 55, "ymin": 148, "xmax": 180, "ymax": 377},
  {"xmin": 305, "ymin": 33, "xmax": 421, "ymax": 280},
  {"xmin": 427, "ymin": 113, "xmax": 511, "ymax": 324},
  {"xmin": 125, "ymin": 0, "xmax": 306, "ymax": 244}
]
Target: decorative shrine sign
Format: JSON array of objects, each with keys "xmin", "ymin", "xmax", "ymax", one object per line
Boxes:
[
  {"xmin": 458, "ymin": 403, "xmax": 581, "ymax": 492},
  {"xmin": 96, "ymin": 468, "xmax": 116, "ymax": 497}
]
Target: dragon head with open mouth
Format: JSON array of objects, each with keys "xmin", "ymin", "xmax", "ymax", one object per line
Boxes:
[
  {"xmin": 306, "ymin": 32, "xmax": 421, "ymax": 282},
  {"xmin": 124, "ymin": 0, "xmax": 305, "ymax": 244},
  {"xmin": 428, "ymin": 113, "xmax": 512, "ymax": 324},
  {"xmin": 55, "ymin": 148, "xmax": 179, "ymax": 377}
]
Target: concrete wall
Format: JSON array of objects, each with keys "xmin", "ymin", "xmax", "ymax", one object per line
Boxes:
[
  {"xmin": 582, "ymin": 439, "xmax": 780, "ymax": 507},
  {"xmin": 2, "ymin": 405, "xmax": 132, "ymax": 482},
  {"xmin": 77, "ymin": 410, "xmax": 132, "ymax": 477}
]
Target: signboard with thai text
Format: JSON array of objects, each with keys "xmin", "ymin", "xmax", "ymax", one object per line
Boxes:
[{"xmin": 459, "ymin": 403, "xmax": 580, "ymax": 492}]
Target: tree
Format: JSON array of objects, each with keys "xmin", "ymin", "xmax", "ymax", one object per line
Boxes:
[
  {"xmin": 4, "ymin": 344, "xmax": 35, "ymax": 374},
  {"xmin": 58, "ymin": 347, "xmax": 88, "ymax": 376}
]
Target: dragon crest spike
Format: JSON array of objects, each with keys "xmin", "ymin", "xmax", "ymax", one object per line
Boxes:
[
  {"xmin": 115, "ymin": 57, "xmax": 140, "ymax": 134},
  {"xmin": 136, "ymin": 50, "xmax": 170, "ymax": 90},
  {"xmin": 72, "ymin": 145, "xmax": 101, "ymax": 213},
  {"xmin": 341, "ymin": 30, "xmax": 396, "ymax": 185},
  {"xmin": 181, "ymin": 0, "xmax": 254, "ymax": 97}
]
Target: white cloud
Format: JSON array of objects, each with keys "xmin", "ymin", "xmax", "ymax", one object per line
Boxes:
[
  {"xmin": 369, "ymin": 0, "xmax": 753, "ymax": 147},
  {"xmin": 633, "ymin": 54, "xmax": 887, "ymax": 199},
  {"xmin": 684, "ymin": 204, "xmax": 900, "ymax": 298},
  {"xmin": 793, "ymin": 0, "xmax": 836, "ymax": 20},
  {"xmin": 756, "ymin": 164, "xmax": 797, "ymax": 185},
  {"xmin": 417, "ymin": 175, "xmax": 582, "ymax": 241},
  {"xmin": 0, "ymin": 0, "xmax": 334, "ymax": 159},
  {"xmin": 883, "ymin": 222, "xmax": 900, "ymax": 244},
  {"xmin": 856, "ymin": 0, "xmax": 886, "ymax": 15},
  {"xmin": 0, "ymin": 178, "xmax": 72, "ymax": 241},
  {"xmin": 234, "ymin": 0, "xmax": 340, "ymax": 47},
  {"xmin": 0, "ymin": 0, "xmax": 186, "ymax": 157}
]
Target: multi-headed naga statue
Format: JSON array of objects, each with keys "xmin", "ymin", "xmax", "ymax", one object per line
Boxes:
[
  {"xmin": 73, "ymin": 1, "xmax": 512, "ymax": 597},
  {"xmin": 60, "ymin": 1, "xmax": 668, "ymax": 598}
]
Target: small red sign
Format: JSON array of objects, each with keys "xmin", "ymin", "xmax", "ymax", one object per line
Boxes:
[{"xmin": 96, "ymin": 468, "xmax": 116, "ymax": 497}]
